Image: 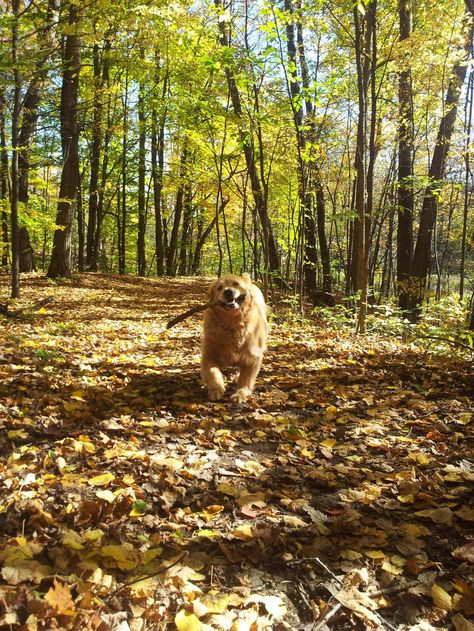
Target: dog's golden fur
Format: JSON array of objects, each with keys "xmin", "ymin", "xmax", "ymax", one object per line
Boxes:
[{"xmin": 201, "ymin": 273, "xmax": 267, "ymax": 403}]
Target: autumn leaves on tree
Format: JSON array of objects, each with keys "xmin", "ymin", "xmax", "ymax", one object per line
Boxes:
[{"xmin": 1, "ymin": 0, "xmax": 474, "ymax": 325}]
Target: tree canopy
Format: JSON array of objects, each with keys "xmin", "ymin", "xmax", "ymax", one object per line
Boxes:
[{"xmin": 0, "ymin": 0, "xmax": 473, "ymax": 328}]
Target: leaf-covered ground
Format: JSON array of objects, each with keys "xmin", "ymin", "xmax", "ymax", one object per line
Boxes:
[{"xmin": 0, "ymin": 273, "xmax": 473, "ymax": 631}]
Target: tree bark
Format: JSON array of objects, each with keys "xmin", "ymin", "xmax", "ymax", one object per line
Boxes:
[
  {"xmin": 295, "ymin": 6, "xmax": 333, "ymax": 303},
  {"xmin": 178, "ymin": 184, "xmax": 193, "ymax": 275},
  {"xmin": 10, "ymin": 0, "xmax": 21, "ymax": 297},
  {"xmin": 86, "ymin": 39, "xmax": 110, "ymax": 271},
  {"xmin": 47, "ymin": 2, "xmax": 81, "ymax": 279},
  {"xmin": 397, "ymin": 0, "xmax": 414, "ymax": 311},
  {"xmin": 167, "ymin": 142, "xmax": 188, "ymax": 276},
  {"xmin": 352, "ymin": 2, "xmax": 375, "ymax": 332},
  {"xmin": 151, "ymin": 51, "xmax": 167, "ymax": 276},
  {"xmin": 0, "ymin": 92, "xmax": 9, "ymax": 269},
  {"xmin": 137, "ymin": 53, "xmax": 147, "ymax": 277}
]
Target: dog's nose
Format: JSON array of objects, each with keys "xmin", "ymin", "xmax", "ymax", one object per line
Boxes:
[{"xmin": 223, "ymin": 288, "xmax": 234, "ymax": 301}]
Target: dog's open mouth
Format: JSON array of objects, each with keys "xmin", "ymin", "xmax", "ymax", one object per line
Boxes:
[{"xmin": 219, "ymin": 294, "xmax": 245, "ymax": 310}]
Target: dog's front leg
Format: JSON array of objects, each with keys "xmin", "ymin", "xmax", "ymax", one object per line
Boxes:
[
  {"xmin": 201, "ymin": 359, "xmax": 226, "ymax": 401},
  {"xmin": 231, "ymin": 358, "xmax": 262, "ymax": 403}
]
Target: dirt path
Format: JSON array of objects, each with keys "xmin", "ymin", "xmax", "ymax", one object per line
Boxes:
[{"xmin": 1, "ymin": 273, "xmax": 473, "ymax": 630}]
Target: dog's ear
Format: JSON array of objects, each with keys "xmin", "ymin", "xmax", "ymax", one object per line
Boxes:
[
  {"xmin": 207, "ymin": 279, "xmax": 218, "ymax": 300},
  {"xmin": 242, "ymin": 272, "xmax": 252, "ymax": 285}
]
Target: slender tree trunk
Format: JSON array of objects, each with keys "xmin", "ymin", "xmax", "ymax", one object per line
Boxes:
[
  {"xmin": 166, "ymin": 142, "xmax": 188, "ymax": 276},
  {"xmin": 214, "ymin": 0, "xmax": 280, "ymax": 274},
  {"xmin": 460, "ymin": 67, "xmax": 473, "ymax": 300},
  {"xmin": 77, "ymin": 176, "xmax": 84, "ymax": 271},
  {"xmin": 408, "ymin": 0, "xmax": 474, "ymax": 313},
  {"xmin": 17, "ymin": 81, "xmax": 42, "ymax": 274},
  {"xmin": 47, "ymin": 2, "xmax": 81, "ymax": 279},
  {"xmin": 178, "ymin": 184, "xmax": 193, "ymax": 275},
  {"xmin": 151, "ymin": 53, "xmax": 167, "ymax": 276},
  {"xmin": 10, "ymin": 0, "xmax": 21, "ymax": 297},
  {"xmin": 137, "ymin": 55, "xmax": 147, "ymax": 277},
  {"xmin": 352, "ymin": 2, "xmax": 374, "ymax": 332},
  {"xmin": 0, "ymin": 92, "xmax": 9, "ymax": 269},
  {"xmin": 296, "ymin": 6, "xmax": 333, "ymax": 303},
  {"xmin": 86, "ymin": 41, "xmax": 107, "ymax": 271},
  {"xmin": 118, "ymin": 74, "xmax": 129, "ymax": 275},
  {"xmin": 397, "ymin": 0, "xmax": 414, "ymax": 311}
]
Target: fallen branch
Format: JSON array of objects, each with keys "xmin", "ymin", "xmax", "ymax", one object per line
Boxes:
[{"xmin": 166, "ymin": 301, "xmax": 213, "ymax": 329}]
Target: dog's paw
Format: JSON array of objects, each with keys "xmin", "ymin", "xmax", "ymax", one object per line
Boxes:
[
  {"xmin": 230, "ymin": 387, "xmax": 250, "ymax": 404},
  {"xmin": 208, "ymin": 384, "xmax": 225, "ymax": 401}
]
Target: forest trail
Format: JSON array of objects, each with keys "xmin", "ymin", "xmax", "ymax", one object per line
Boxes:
[{"xmin": 0, "ymin": 273, "xmax": 473, "ymax": 630}]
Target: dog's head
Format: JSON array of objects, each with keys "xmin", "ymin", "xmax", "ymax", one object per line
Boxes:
[{"xmin": 208, "ymin": 273, "xmax": 252, "ymax": 312}]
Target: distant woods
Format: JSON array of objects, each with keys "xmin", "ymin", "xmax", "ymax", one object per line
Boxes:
[{"xmin": 1, "ymin": 0, "xmax": 474, "ymax": 327}]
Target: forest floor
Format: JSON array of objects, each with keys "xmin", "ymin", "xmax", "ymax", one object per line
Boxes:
[{"xmin": 0, "ymin": 273, "xmax": 473, "ymax": 631}]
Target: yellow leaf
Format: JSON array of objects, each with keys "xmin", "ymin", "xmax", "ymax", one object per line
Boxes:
[
  {"xmin": 175, "ymin": 609, "xmax": 202, "ymax": 631},
  {"xmin": 72, "ymin": 439, "xmax": 96, "ymax": 454},
  {"xmin": 381, "ymin": 559, "xmax": 403, "ymax": 575},
  {"xmin": 193, "ymin": 592, "xmax": 230, "ymax": 616},
  {"xmin": 1, "ymin": 560, "xmax": 51, "ymax": 585},
  {"xmin": 196, "ymin": 529, "xmax": 220, "ymax": 539},
  {"xmin": 235, "ymin": 459, "xmax": 266, "ymax": 475},
  {"xmin": 232, "ymin": 524, "xmax": 254, "ymax": 540},
  {"xmin": 71, "ymin": 390, "xmax": 87, "ymax": 400},
  {"xmin": 44, "ymin": 579, "xmax": 75, "ymax": 614},
  {"xmin": 96, "ymin": 489, "xmax": 116, "ymax": 503},
  {"xmin": 431, "ymin": 584, "xmax": 452, "ymax": 611},
  {"xmin": 61, "ymin": 530, "xmax": 85, "ymax": 551},
  {"xmin": 199, "ymin": 505, "xmax": 224, "ymax": 522},
  {"xmin": 320, "ymin": 438, "xmax": 336, "ymax": 449},
  {"xmin": 88, "ymin": 472, "xmax": 115, "ymax": 487},
  {"xmin": 217, "ymin": 482, "xmax": 240, "ymax": 497},
  {"xmin": 83, "ymin": 529, "xmax": 104, "ymax": 542},
  {"xmin": 397, "ymin": 494, "xmax": 415, "ymax": 504},
  {"xmin": 340, "ymin": 550, "xmax": 362, "ymax": 561},
  {"xmin": 7, "ymin": 429, "xmax": 29, "ymax": 440},
  {"xmin": 100, "ymin": 544, "xmax": 138, "ymax": 570},
  {"xmin": 365, "ymin": 550, "xmax": 385, "ymax": 559}
]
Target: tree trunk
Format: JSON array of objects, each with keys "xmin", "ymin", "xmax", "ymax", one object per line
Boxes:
[
  {"xmin": 151, "ymin": 52, "xmax": 167, "ymax": 276},
  {"xmin": 214, "ymin": 0, "xmax": 280, "ymax": 274},
  {"xmin": 352, "ymin": 2, "xmax": 374, "ymax": 332},
  {"xmin": 0, "ymin": 92, "xmax": 9, "ymax": 269},
  {"xmin": 17, "ymin": 81, "xmax": 42, "ymax": 274},
  {"xmin": 397, "ymin": 0, "xmax": 414, "ymax": 311},
  {"xmin": 87, "ymin": 41, "xmax": 107, "ymax": 271},
  {"xmin": 10, "ymin": 0, "xmax": 21, "ymax": 297},
  {"xmin": 296, "ymin": 6, "xmax": 333, "ymax": 304},
  {"xmin": 137, "ymin": 55, "xmax": 147, "ymax": 277},
  {"xmin": 178, "ymin": 184, "xmax": 193, "ymax": 275},
  {"xmin": 460, "ymin": 66, "xmax": 473, "ymax": 300},
  {"xmin": 16, "ymin": 0, "xmax": 55, "ymax": 274},
  {"xmin": 118, "ymin": 74, "xmax": 129, "ymax": 275},
  {"xmin": 167, "ymin": 143, "xmax": 188, "ymax": 276},
  {"xmin": 47, "ymin": 2, "xmax": 81, "ymax": 279}
]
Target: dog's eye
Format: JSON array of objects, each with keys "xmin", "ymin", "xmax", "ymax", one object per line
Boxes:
[
  {"xmin": 232, "ymin": 282, "xmax": 238, "ymax": 287},
  {"xmin": 217, "ymin": 284, "xmax": 223, "ymax": 290}
]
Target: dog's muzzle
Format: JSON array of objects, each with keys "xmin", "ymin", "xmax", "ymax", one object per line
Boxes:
[{"xmin": 219, "ymin": 291, "xmax": 245, "ymax": 310}]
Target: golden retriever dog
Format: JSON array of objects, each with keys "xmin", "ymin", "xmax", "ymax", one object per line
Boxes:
[{"xmin": 201, "ymin": 273, "xmax": 267, "ymax": 403}]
